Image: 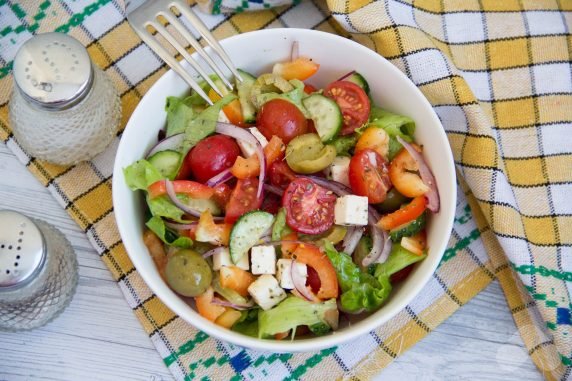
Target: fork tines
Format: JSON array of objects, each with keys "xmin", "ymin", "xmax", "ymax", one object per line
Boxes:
[{"xmin": 126, "ymin": 0, "xmax": 243, "ymax": 105}]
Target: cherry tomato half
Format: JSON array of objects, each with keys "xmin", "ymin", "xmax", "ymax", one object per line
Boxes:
[
  {"xmin": 212, "ymin": 183, "xmax": 233, "ymax": 209},
  {"xmin": 187, "ymin": 135, "xmax": 240, "ymax": 183},
  {"xmin": 349, "ymin": 149, "xmax": 392, "ymax": 204},
  {"xmin": 256, "ymin": 99, "xmax": 308, "ymax": 144},
  {"xmin": 282, "ymin": 178, "xmax": 336, "ymax": 234},
  {"xmin": 324, "ymin": 81, "xmax": 370, "ymax": 135},
  {"xmin": 224, "ymin": 178, "xmax": 262, "ymax": 224},
  {"xmin": 269, "ymin": 161, "xmax": 298, "ymax": 189}
]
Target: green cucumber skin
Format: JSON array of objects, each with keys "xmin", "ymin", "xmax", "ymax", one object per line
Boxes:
[
  {"xmin": 147, "ymin": 150, "xmax": 182, "ymax": 180},
  {"xmin": 236, "ymin": 69, "xmax": 257, "ymax": 124},
  {"xmin": 389, "ymin": 213, "xmax": 426, "ymax": 242},
  {"xmin": 302, "ymin": 94, "xmax": 342, "ymax": 143},
  {"xmin": 345, "ymin": 72, "xmax": 370, "ymax": 94},
  {"xmin": 230, "ymin": 210, "xmax": 275, "ymax": 264}
]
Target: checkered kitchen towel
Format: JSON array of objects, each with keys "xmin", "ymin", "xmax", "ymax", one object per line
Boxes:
[{"xmin": 1, "ymin": 0, "xmax": 571, "ymax": 379}]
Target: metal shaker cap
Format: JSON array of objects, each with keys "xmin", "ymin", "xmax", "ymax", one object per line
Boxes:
[
  {"xmin": 0, "ymin": 211, "xmax": 46, "ymax": 289},
  {"xmin": 12, "ymin": 32, "xmax": 93, "ymax": 110}
]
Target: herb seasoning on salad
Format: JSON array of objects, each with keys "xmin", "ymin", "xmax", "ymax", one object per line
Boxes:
[{"xmin": 124, "ymin": 46, "xmax": 440, "ymax": 339}]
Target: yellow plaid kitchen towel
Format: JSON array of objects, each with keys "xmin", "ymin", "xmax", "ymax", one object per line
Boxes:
[{"xmin": 1, "ymin": 0, "xmax": 571, "ymax": 379}]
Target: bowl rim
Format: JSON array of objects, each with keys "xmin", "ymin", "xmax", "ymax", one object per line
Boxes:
[{"xmin": 112, "ymin": 27, "xmax": 456, "ymax": 352}]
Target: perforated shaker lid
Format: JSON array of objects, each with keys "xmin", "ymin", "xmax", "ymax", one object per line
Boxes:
[
  {"xmin": 13, "ymin": 32, "xmax": 93, "ymax": 110},
  {"xmin": 0, "ymin": 210, "xmax": 46, "ymax": 289}
]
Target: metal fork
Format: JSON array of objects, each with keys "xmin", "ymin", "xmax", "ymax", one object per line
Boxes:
[{"xmin": 125, "ymin": 0, "xmax": 243, "ymax": 105}]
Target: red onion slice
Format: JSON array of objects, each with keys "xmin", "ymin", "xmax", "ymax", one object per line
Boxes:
[
  {"xmin": 291, "ymin": 260, "xmax": 316, "ymax": 301},
  {"xmin": 290, "ymin": 40, "xmax": 299, "ymax": 61},
  {"xmin": 202, "ymin": 246, "xmax": 226, "ymax": 258},
  {"xmin": 336, "ymin": 70, "xmax": 356, "ymax": 82},
  {"xmin": 362, "ymin": 207, "xmax": 391, "ymax": 266},
  {"xmin": 165, "ymin": 221, "xmax": 197, "ymax": 230},
  {"xmin": 264, "ymin": 184, "xmax": 284, "ymax": 197},
  {"xmin": 205, "ymin": 168, "xmax": 234, "ymax": 188},
  {"xmin": 211, "ymin": 296, "xmax": 254, "ymax": 310},
  {"xmin": 342, "ymin": 226, "xmax": 363, "ymax": 255},
  {"xmin": 146, "ymin": 133, "xmax": 185, "ymax": 158},
  {"xmin": 215, "ymin": 122, "xmax": 265, "ymax": 199},
  {"xmin": 396, "ymin": 136, "xmax": 440, "ymax": 213},
  {"xmin": 164, "ymin": 179, "xmax": 223, "ymax": 221}
]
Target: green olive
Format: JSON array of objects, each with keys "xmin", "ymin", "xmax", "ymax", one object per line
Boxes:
[
  {"xmin": 165, "ymin": 249, "xmax": 212, "ymax": 297},
  {"xmin": 377, "ymin": 188, "xmax": 411, "ymax": 213},
  {"xmin": 286, "ymin": 133, "xmax": 337, "ymax": 174}
]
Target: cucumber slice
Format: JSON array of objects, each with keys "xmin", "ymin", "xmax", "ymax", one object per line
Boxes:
[
  {"xmin": 147, "ymin": 150, "xmax": 182, "ymax": 180},
  {"xmin": 230, "ymin": 211, "xmax": 275, "ymax": 264},
  {"xmin": 345, "ymin": 72, "xmax": 370, "ymax": 94},
  {"xmin": 236, "ymin": 69, "xmax": 257, "ymax": 123},
  {"xmin": 302, "ymin": 94, "xmax": 343, "ymax": 142},
  {"xmin": 185, "ymin": 197, "xmax": 221, "ymax": 216},
  {"xmin": 389, "ymin": 212, "xmax": 426, "ymax": 242}
]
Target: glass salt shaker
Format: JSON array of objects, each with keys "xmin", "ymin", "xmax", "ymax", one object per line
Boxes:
[
  {"xmin": 0, "ymin": 210, "xmax": 78, "ymax": 331},
  {"xmin": 9, "ymin": 32, "xmax": 121, "ymax": 166}
]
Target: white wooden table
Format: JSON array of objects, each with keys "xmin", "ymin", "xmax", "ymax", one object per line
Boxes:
[{"xmin": 0, "ymin": 142, "xmax": 542, "ymax": 380}]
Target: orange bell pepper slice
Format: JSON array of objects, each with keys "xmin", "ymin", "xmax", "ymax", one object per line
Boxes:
[
  {"xmin": 292, "ymin": 244, "xmax": 338, "ymax": 300},
  {"xmin": 195, "ymin": 210, "xmax": 231, "ymax": 246},
  {"xmin": 230, "ymin": 136, "xmax": 285, "ymax": 179},
  {"xmin": 148, "ymin": 180, "xmax": 215, "ymax": 200},
  {"xmin": 195, "ymin": 286, "xmax": 226, "ymax": 322},
  {"xmin": 208, "ymin": 88, "xmax": 244, "ymax": 126},
  {"xmin": 377, "ymin": 196, "xmax": 427, "ymax": 231},
  {"xmin": 272, "ymin": 57, "xmax": 320, "ymax": 81},
  {"xmin": 219, "ymin": 265, "xmax": 256, "ymax": 297}
]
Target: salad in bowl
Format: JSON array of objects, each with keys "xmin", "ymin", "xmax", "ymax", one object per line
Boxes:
[
  {"xmin": 122, "ymin": 43, "xmax": 440, "ymax": 341},
  {"xmin": 113, "ymin": 28, "xmax": 456, "ymax": 352}
]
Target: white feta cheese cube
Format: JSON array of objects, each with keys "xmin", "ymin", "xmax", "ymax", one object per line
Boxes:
[
  {"xmin": 251, "ymin": 245, "xmax": 276, "ymax": 275},
  {"xmin": 213, "ymin": 247, "xmax": 249, "ymax": 271},
  {"xmin": 334, "ymin": 195, "xmax": 369, "ymax": 226},
  {"xmin": 329, "ymin": 156, "xmax": 351, "ymax": 187},
  {"xmin": 276, "ymin": 259, "xmax": 307, "ymax": 289},
  {"xmin": 247, "ymin": 274, "xmax": 286, "ymax": 310},
  {"xmin": 237, "ymin": 127, "xmax": 269, "ymax": 157}
]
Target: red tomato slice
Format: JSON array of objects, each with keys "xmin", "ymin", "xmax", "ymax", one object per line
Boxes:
[
  {"xmin": 282, "ymin": 178, "xmax": 336, "ymax": 234},
  {"xmin": 212, "ymin": 183, "xmax": 233, "ymax": 209},
  {"xmin": 324, "ymin": 81, "xmax": 370, "ymax": 135},
  {"xmin": 257, "ymin": 99, "xmax": 308, "ymax": 144},
  {"xmin": 186, "ymin": 135, "xmax": 241, "ymax": 183},
  {"xmin": 148, "ymin": 180, "xmax": 214, "ymax": 200},
  {"xmin": 261, "ymin": 193, "xmax": 281, "ymax": 215},
  {"xmin": 224, "ymin": 178, "xmax": 262, "ymax": 224},
  {"xmin": 269, "ymin": 161, "xmax": 297, "ymax": 189},
  {"xmin": 304, "ymin": 83, "xmax": 317, "ymax": 94},
  {"xmin": 348, "ymin": 149, "xmax": 391, "ymax": 204}
]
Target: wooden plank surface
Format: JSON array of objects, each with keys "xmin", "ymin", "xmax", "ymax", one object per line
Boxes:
[{"xmin": 0, "ymin": 143, "xmax": 542, "ymax": 380}]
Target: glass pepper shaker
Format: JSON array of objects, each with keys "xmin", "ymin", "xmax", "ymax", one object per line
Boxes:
[
  {"xmin": 0, "ymin": 210, "xmax": 78, "ymax": 331},
  {"xmin": 9, "ymin": 32, "xmax": 121, "ymax": 166}
]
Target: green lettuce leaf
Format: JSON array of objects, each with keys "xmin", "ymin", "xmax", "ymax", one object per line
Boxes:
[
  {"xmin": 330, "ymin": 134, "xmax": 358, "ymax": 156},
  {"xmin": 147, "ymin": 195, "xmax": 186, "ymax": 222},
  {"xmin": 146, "ymin": 216, "xmax": 193, "ymax": 248},
  {"xmin": 165, "ymin": 96, "xmax": 197, "ymax": 137},
  {"xmin": 272, "ymin": 208, "xmax": 292, "ymax": 241},
  {"xmin": 183, "ymin": 94, "xmax": 237, "ymax": 154},
  {"xmin": 323, "ymin": 241, "xmax": 392, "ymax": 313},
  {"xmin": 374, "ymin": 243, "xmax": 427, "ymax": 279},
  {"xmin": 258, "ymin": 296, "xmax": 336, "ymax": 338},
  {"xmin": 367, "ymin": 107, "xmax": 416, "ymax": 159},
  {"xmin": 254, "ymin": 79, "xmax": 310, "ymax": 117},
  {"xmin": 232, "ymin": 309, "xmax": 259, "ymax": 337},
  {"xmin": 123, "ymin": 160, "xmax": 164, "ymax": 191}
]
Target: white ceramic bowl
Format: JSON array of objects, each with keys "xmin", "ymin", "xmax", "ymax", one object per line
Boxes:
[{"xmin": 112, "ymin": 28, "xmax": 456, "ymax": 352}]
